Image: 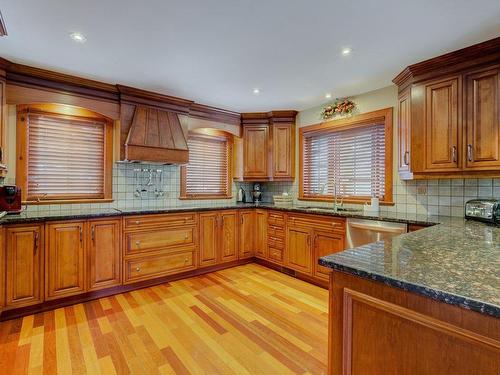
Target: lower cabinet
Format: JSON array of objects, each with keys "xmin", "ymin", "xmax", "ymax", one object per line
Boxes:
[
  {"xmin": 124, "ymin": 251, "xmax": 195, "ymax": 282},
  {"xmin": 313, "ymin": 230, "xmax": 345, "ymax": 281},
  {"xmin": 239, "ymin": 210, "xmax": 255, "ymax": 259},
  {"xmin": 286, "ymin": 225, "xmax": 313, "ymax": 275},
  {"xmin": 255, "ymin": 210, "xmax": 268, "ymax": 258},
  {"xmin": 88, "ymin": 218, "xmax": 122, "ymax": 291},
  {"xmin": 46, "ymin": 221, "xmax": 86, "ymax": 300},
  {"xmin": 5, "ymin": 225, "xmax": 43, "ymax": 308},
  {"xmin": 199, "ymin": 210, "xmax": 238, "ymax": 267}
]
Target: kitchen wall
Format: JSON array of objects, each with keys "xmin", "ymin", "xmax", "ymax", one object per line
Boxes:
[{"xmin": 256, "ymin": 85, "xmax": 500, "ymax": 217}]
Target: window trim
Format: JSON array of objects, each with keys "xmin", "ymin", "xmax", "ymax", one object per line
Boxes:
[
  {"xmin": 180, "ymin": 130, "xmax": 233, "ymax": 200},
  {"xmin": 16, "ymin": 103, "xmax": 114, "ymax": 204},
  {"xmin": 299, "ymin": 107, "xmax": 393, "ymax": 204}
]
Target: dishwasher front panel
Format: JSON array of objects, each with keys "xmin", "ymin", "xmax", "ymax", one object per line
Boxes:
[{"xmin": 346, "ymin": 218, "xmax": 407, "ymax": 249}]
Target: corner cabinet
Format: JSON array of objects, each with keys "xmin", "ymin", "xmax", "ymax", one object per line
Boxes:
[
  {"xmin": 393, "ymin": 39, "xmax": 500, "ymax": 179},
  {"xmin": 241, "ymin": 111, "xmax": 297, "ymax": 181}
]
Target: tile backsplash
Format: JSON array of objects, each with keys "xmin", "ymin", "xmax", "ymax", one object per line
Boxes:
[{"xmin": 4, "ymin": 161, "xmax": 500, "ymax": 217}]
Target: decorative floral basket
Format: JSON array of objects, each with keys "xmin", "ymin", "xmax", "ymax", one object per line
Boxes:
[{"xmin": 321, "ymin": 98, "xmax": 356, "ymax": 120}]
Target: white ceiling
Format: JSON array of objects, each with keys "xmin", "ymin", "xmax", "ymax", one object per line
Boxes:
[{"xmin": 0, "ymin": 0, "xmax": 499, "ymax": 112}]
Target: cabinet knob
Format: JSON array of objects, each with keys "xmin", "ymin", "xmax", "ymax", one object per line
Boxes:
[
  {"xmin": 135, "ymin": 267, "xmax": 141, "ymax": 272},
  {"xmin": 184, "ymin": 258, "xmax": 189, "ymax": 263},
  {"xmin": 135, "ymin": 240, "xmax": 141, "ymax": 246},
  {"xmin": 135, "ymin": 220, "xmax": 140, "ymax": 225},
  {"xmin": 184, "ymin": 235, "xmax": 189, "ymax": 240}
]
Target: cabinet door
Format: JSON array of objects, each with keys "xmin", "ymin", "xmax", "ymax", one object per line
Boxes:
[
  {"xmin": 465, "ymin": 67, "xmax": 500, "ymax": 169},
  {"xmin": 6, "ymin": 225, "xmax": 43, "ymax": 308},
  {"xmin": 239, "ymin": 210, "xmax": 255, "ymax": 259},
  {"xmin": 255, "ymin": 210, "xmax": 268, "ymax": 258},
  {"xmin": 46, "ymin": 222, "xmax": 86, "ymax": 300},
  {"xmin": 88, "ymin": 218, "xmax": 121, "ymax": 291},
  {"xmin": 199, "ymin": 212, "xmax": 218, "ymax": 267},
  {"xmin": 286, "ymin": 226, "xmax": 312, "ymax": 275},
  {"xmin": 243, "ymin": 125, "xmax": 269, "ymax": 179},
  {"xmin": 220, "ymin": 211, "xmax": 238, "ymax": 263},
  {"xmin": 313, "ymin": 230, "xmax": 344, "ymax": 281},
  {"xmin": 272, "ymin": 123, "xmax": 294, "ymax": 180},
  {"xmin": 0, "ymin": 77, "xmax": 6, "ymax": 174},
  {"xmin": 424, "ymin": 77, "xmax": 461, "ymax": 171},
  {"xmin": 398, "ymin": 89, "xmax": 412, "ymax": 178}
]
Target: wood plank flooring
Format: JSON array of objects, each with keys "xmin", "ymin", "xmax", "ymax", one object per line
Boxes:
[{"xmin": 0, "ymin": 264, "xmax": 328, "ymax": 374}]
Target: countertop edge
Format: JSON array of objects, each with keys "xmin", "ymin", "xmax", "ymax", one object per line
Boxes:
[{"xmin": 318, "ymin": 259, "xmax": 500, "ymax": 318}]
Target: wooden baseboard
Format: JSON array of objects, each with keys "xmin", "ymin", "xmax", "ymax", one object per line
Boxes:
[
  {"xmin": 254, "ymin": 258, "xmax": 328, "ymax": 289},
  {"xmin": 0, "ymin": 258, "xmax": 253, "ymax": 321}
]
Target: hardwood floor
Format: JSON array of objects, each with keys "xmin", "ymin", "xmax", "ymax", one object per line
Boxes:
[{"xmin": 0, "ymin": 264, "xmax": 328, "ymax": 374}]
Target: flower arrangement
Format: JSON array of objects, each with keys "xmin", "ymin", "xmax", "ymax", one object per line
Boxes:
[{"xmin": 321, "ymin": 98, "xmax": 356, "ymax": 120}]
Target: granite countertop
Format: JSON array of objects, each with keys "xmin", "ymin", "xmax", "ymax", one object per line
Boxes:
[
  {"xmin": 319, "ymin": 219, "xmax": 500, "ymax": 317},
  {"xmin": 0, "ymin": 203, "xmax": 442, "ymax": 226}
]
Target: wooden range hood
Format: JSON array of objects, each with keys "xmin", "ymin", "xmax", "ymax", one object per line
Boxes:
[{"xmin": 124, "ymin": 105, "xmax": 189, "ymax": 164}]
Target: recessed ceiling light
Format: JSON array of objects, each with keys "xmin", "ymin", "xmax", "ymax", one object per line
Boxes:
[
  {"xmin": 70, "ymin": 32, "xmax": 86, "ymax": 43},
  {"xmin": 341, "ymin": 47, "xmax": 352, "ymax": 56},
  {"xmin": 253, "ymin": 88, "xmax": 260, "ymax": 94},
  {"xmin": 325, "ymin": 93, "xmax": 332, "ymax": 99}
]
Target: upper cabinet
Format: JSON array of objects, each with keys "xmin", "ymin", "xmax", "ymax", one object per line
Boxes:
[
  {"xmin": 240, "ymin": 111, "xmax": 297, "ymax": 181},
  {"xmin": 393, "ymin": 37, "xmax": 500, "ymax": 179}
]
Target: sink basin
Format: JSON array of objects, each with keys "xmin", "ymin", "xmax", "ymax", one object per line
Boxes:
[{"xmin": 297, "ymin": 206, "xmax": 361, "ymax": 213}]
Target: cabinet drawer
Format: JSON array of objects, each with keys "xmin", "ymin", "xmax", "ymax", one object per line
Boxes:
[
  {"xmin": 124, "ymin": 251, "xmax": 195, "ymax": 283},
  {"xmin": 287, "ymin": 214, "xmax": 345, "ymax": 232},
  {"xmin": 124, "ymin": 213, "xmax": 197, "ymax": 230},
  {"xmin": 268, "ymin": 247, "xmax": 284, "ymax": 263},
  {"xmin": 125, "ymin": 226, "xmax": 196, "ymax": 255},
  {"xmin": 267, "ymin": 224, "xmax": 285, "ymax": 239},
  {"xmin": 268, "ymin": 211, "xmax": 286, "ymax": 226},
  {"xmin": 268, "ymin": 236, "xmax": 284, "ymax": 250}
]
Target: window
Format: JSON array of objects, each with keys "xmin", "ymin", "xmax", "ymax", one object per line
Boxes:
[
  {"xmin": 300, "ymin": 108, "xmax": 393, "ymax": 203},
  {"xmin": 16, "ymin": 104, "xmax": 113, "ymax": 203},
  {"xmin": 180, "ymin": 132, "xmax": 232, "ymax": 199}
]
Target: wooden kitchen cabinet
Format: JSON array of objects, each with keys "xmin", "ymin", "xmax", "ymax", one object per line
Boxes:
[
  {"xmin": 0, "ymin": 73, "xmax": 6, "ymax": 176},
  {"xmin": 243, "ymin": 125, "xmax": 270, "ymax": 179},
  {"xmin": 199, "ymin": 210, "xmax": 238, "ymax": 267},
  {"xmin": 272, "ymin": 122, "xmax": 295, "ymax": 180},
  {"xmin": 5, "ymin": 225, "xmax": 43, "ymax": 308},
  {"xmin": 241, "ymin": 111, "xmax": 297, "ymax": 181},
  {"xmin": 313, "ymin": 230, "xmax": 344, "ymax": 281},
  {"xmin": 45, "ymin": 221, "xmax": 86, "ymax": 300},
  {"xmin": 394, "ymin": 38, "xmax": 500, "ymax": 179},
  {"xmin": 255, "ymin": 209, "xmax": 268, "ymax": 258},
  {"xmin": 239, "ymin": 210, "xmax": 255, "ymax": 259},
  {"xmin": 286, "ymin": 224, "xmax": 313, "ymax": 275},
  {"xmin": 464, "ymin": 66, "xmax": 500, "ymax": 170},
  {"xmin": 88, "ymin": 218, "xmax": 121, "ymax": 291}
]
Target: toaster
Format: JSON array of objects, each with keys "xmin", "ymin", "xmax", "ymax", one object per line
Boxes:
[{"xmin": 464, "ymin": 199, "xmax": 500, "ymax": 223}]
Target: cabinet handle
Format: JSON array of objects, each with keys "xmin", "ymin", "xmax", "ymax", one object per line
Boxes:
[
  {"xmin": 135, "ymin": 220, "xmax": 140, "ymax": 225},
  {"xmin": 184, "ymin": 258, "xmax": 189, "ymax": 264},
  {"xmin": 91, "ymin": 226, "xmax": 95, "ymax": 242},
  {"xmin": 452, "ymin": 146, "xmax": 457, "ymax": 163},
  {"xmin": 467, "ymin": 144, "xmax": 473, "ymax": 162},
  {"xmin": 79, "ymin": 227, "xmax": 83, "ymax": 242},
  {"xmin": 135, "ymin": 267, "xmax": 141, "ymax": 272},
  {"xmin": 240, "ymin": 216, "xmax": 244, "ymax": 225},
  {"xmin": 34, "ymin": 232, "xmax": 39, "ymax": 255},
  {"xmin": 307, "ymin": 235, "xmax": 311, "ymax": 247},
  {"xmin": 184, "ymin": 235, "xmax": 189, "ymax": 240},
  {"xmin": 135, "ymin": 240, "xmax": 141, "ymax": 247},
  {"xmin": 403, "ymin": 151, "xmax": 409, "ymax": 166}
]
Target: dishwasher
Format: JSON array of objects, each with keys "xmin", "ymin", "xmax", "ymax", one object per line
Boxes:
[{"xmin": 346, "ymin": 218, "xmax": 407, "ymax": 248}]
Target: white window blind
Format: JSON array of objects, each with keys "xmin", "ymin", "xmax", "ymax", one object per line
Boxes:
[
  {"xmin": 302, "ymin": 123, "xmax": 386, "ymax": 199},
  {"xmin": 184, "ymin": 135, "xmax": 230, "ymax": 197},
  {"xmin": 27, "ymin": 113, "xmax": 106, "ymax": 200}
]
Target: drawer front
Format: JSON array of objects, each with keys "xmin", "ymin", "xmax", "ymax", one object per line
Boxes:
[
  {"xmin": 267, "ymin": 224, "xmax": 285, "ymax": 239},
  {"xmin": 268, "ymin": 236, "xmax": 284, "ymax": 250},
  {"xmin": 268, "ymin": 211, "xmax": 286, "ymax": 226},
  {"xmin": 124, "ymin": 213, "xmax": 197, "ymax": 230},
  {"xmin": 287, "ymin": 214, "xmax": 345, "ymax": 232},
  {"xmin": 125, "ymin": 226, "xmax": 196, "ymax": 255},
  {"xmin": 124, "ymin": 251, "xmax": 195, "ymax": 283},
  {"xmin": 268, "ymin": 247, "xmax": 284, "ymax": 263}
]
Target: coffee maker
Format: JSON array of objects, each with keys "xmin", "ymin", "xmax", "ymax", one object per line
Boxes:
[
  {"xmin": 0, "ymin": 185, "xmax": 22, "ymax": 213},
  {"xmin": 251, "ymin": 183, "xmax": 262, "ymax": 203}
]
